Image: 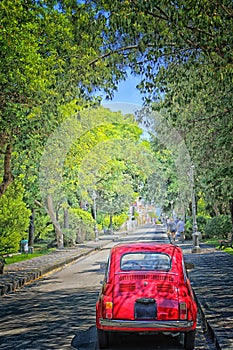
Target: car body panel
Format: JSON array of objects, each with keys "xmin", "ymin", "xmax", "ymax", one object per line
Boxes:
[{"xmin": 96, "ymin": 242, "xmax": 197, "ymax": 334}]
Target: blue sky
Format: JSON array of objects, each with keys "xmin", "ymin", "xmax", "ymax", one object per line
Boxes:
[
  {"xmin": 101, "ymin": 74, "xmax": 144, "ymax": 114},
  {"xmin": 107, "ymin": 75, "xmax": 143, "ymax": 104}
]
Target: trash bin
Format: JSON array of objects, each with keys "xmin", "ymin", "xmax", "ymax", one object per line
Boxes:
[
  {"xmin": 28, "ymin": 246, "xmax": 34, "ymax": 254},
  {"xmin": 21, "ymin": 239, "xmax": 28, "ymax": 253}
]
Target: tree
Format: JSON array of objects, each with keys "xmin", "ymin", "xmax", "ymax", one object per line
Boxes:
[
  {"xmin": 0, "ymin": 0, "xmax": 135, "ymax": 249},
  {"xmin": 40, "ymin": 106, "xmax": 156, "ymax": 246},
  {"xmin": 150, "ymin": 54, "xmax": 233, "ymax": 227},
  {"xmin": 90, "ymin": 0, "xmax": 232, "ymax": 228},
  {"xmin": 1, "ymin": 0, "xmax": 232, "ymax": 248},
  {"xmin": 0, "ymin": 0, "xmax": 128, "ymax": 197}
]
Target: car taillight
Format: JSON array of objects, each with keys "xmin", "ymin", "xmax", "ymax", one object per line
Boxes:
[
  {"xmin": 104, "ymin": 301, "xmax": 113, "ymax": 319},
  {"xmin": 179, "ymin": 302, "xmax": 187, "ymax": 320}
]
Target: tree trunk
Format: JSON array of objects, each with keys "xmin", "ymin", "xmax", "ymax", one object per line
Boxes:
[
  {"xmin": 28, "ymin": 208, "xmax": 35, "ymax": 246},
  {"xmin": 109, "ymin": 214, "xmax": 113, "ymax": 235},
  {"xmin": 229, "ymin": 199, "xmax": 233, "ymax": 233},
  {"xmin": 63, "ymin": 207, "xmax": 69, "ymax": 229},
  {"xmin": 0, "ymin": 144, "xmax": 14, "ymax": 197},
  {"xmin": 47, "ymin": 195, "xmax": 64, "ymax": 248},
  {"xmin": 212, "ymin": 203, "xmax": 220, "ymax": 216}
]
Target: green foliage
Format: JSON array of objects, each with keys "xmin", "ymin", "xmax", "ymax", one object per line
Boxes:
[
  {"xmin": 197, "ymin": 196, "xmax": 211, "ymax": 218},
  {"xmin": 204, "ymin": 215, "xmax": 232, "ymax": 239},
  {"xmin": 61, "ymin": 107, "xmax": 154, "ymax": 223},
  {"xmin": 1, "ymin": 0, "xmax": 232, "ymax": 249},
  {"xmin": 34, "ymin": 210, "xmax": 54, "ymax": 242},
  {"xmin": 196, "ymin": 216, "xmax": 209, "ymax": 237},
  {"xmin": 184, "ymin": 219, "xmax": 193, "ymax": 239},
  {"xmin": 185, "ymin": 215, "xmax": 209, "ymax": 239},
  {"xmin": 0, "ymin": 182, "xmax": 30, "ymax": 254},
  {"xmin": 102, "ymin": 212, "xmax": 128, "ymax": 231},
  {"xmin": 68, "ymin": 208, "xmax": 95, "ymax": 243},
  {"xmin": 93, "ymin": 0, "xmax": 232, "ymax": 226}
]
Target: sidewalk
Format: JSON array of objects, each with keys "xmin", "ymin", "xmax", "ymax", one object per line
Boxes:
[
  {"xmin": 0, "ymin": 229, "xmax": 233, "ymax": 349},
  {"xmin": 176, "ymin": 240, "xmax": 233, "ymax": 350},
  {"xmin": 0, "ymin": 237, "xmax": 114, "ymax": 297}
]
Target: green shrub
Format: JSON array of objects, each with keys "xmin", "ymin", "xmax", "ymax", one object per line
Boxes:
[
  {"xmin": 113, "ymin": 213, "xmax": 128, "ymax": 229},
  {"xmin": 102, "ymin": 213, "xmax": 128, "ymax": 231},
  {"xmin": 184, "ymin": 215, "xmax": 209, "ymax": 239},
  {"xmin": 185, "ymin": 218, "xmax": 193, "ymax": 239},
  {"xmin": 0, "ymin": 182, "xmax": 30, "ymax": 254},
  {"xmin": 68, "ymin": 208, "xmax": 95, "ymax": 243},
  {"xmin": 34, "ymin": 210, "xmax": 54, "ymax": 242},
  {"xmin": 196, "ymin": 215, "xmax": 208, "ymax": 237},
  {"xmin": 204, "ymin": 215, "xmax": 232, "ymax": 239}
]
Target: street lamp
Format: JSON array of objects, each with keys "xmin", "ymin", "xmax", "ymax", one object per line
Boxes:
[
  {"xmin": 92, "ymin": 190, "xmax": 98, "ymax": 241},
  {"xmin": 170, "ymin": 200, "xmax": 174, "ymax": 219},
  {"xmin": 190, "ymin": 165, "xmax": 201, "ymax": 253}
]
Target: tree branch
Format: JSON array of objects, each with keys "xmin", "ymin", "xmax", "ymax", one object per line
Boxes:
[
  {"xmin": 189, "ymin": 108, "xmax": 232, "ymax": 124},
  {"xmin": 89, "ymin": 44, "xmax": 139, "ymax": 66}
]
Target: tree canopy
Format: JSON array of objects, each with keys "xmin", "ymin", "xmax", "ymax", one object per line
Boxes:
[{"xmin": 0, "ymin": 0, "xmax": 232, "ymax": 252}]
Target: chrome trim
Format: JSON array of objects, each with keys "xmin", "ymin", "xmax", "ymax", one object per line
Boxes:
[{"xmin": 100, "ymin": 318, "xmax": 194, "ymax": 329}]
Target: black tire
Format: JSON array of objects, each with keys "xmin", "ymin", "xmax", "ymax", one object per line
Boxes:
[
  {"xmin": 184, "ymin": 329, "xmax": 196, "ymax": 350},
  {"xmin": 97, "ymin": 329, "xmax": 109, "ymax": 349}
]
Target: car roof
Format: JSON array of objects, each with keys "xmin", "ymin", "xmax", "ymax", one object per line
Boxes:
[{"xmin": 111, "ymin": 241, "xmax": 182, "ymax": 255}]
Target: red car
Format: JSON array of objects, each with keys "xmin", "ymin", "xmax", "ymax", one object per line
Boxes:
[{"xmin": 96, "ymin": 242, "xmax": 197, "ymax": 349}]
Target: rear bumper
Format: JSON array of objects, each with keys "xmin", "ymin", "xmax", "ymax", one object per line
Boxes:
[{"xmin": 99, "ymin": 318, "xmax": 194, "ymax": 331}]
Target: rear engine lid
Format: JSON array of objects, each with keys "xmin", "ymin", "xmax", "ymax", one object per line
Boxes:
[{"xmin": 113, "ymin": 271, "xmax": 179, "ymax": 320}]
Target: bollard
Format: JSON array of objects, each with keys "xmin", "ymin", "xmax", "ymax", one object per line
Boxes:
[
  {"xmin": 28, "ymin": 246, "xmax": 34, "ymax": 254},
  {"xmin": 0, "ymin": 257, "xmax": 5, "ymax": 274},
  {"xmin": 192, "ymin": 232, "xmax": 201, "ymax": 253}
]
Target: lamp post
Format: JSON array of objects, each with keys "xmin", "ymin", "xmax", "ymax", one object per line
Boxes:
[
  {"xmin": 170, "ymin": 200, "xmax": 174, "ymax": 219},
  {"xmin": 190, "ymin": 165, "xmax": 201, "ymax": 253},
  {"xmin": 92, "ymin": 190, "xmax": 98, "ymax": 241}
]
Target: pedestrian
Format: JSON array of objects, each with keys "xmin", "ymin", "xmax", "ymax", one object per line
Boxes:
[
  {"xmin": 176, "ymin": 218, "xmax": 185, "ymax": 243},
  {"xmin": 168, "ymin": 218, "xmax": 176, "ymax": 242}
]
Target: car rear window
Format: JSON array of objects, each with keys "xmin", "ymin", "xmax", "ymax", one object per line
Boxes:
[{"xmin": 120, "ymin": 252, "xmax": 171, "ymax": 271}]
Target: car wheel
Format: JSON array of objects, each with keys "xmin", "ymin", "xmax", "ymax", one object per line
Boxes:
[
  {"xmin": 97, "ymin": 329, "xmax": 109, "ymax": 349},
  {"xmin": 184, "ymin": 329, "xmax": 196, "ymax": 350}
]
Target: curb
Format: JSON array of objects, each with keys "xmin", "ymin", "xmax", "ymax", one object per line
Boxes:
[
  {"xmin": 0, "ymin": 242, "xmax": 109, "ymax": 297},
  {"xmin": 193, "ymin": 289, "xmax": 222, "ymax": 350}
]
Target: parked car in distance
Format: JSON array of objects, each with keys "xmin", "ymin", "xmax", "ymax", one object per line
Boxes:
[{"xmin": 96, "ymin": 242, "xmax": 197, "ymax": 349}]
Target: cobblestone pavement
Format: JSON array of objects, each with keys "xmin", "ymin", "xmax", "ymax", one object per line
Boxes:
[
  {"xmin": 1, "ymin": 227, "xmax": 232, "ymax": 349},
  {"xmin": 0, "ymin": 240, "xmax": 111, "ymax": 296},
  {"xmin": 176, "ymin": 241, "xmax": 233, "ymax": 350}
]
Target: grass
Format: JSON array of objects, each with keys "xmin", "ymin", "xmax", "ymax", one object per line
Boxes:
[
  {"xmin": 4, "ymin": 244, "xmax": 56, "ymax": 265},
  {"xmin": 202, "ymin": 237, "xmax": 233, "ymax": 256},
  {"xmin": 202, "ymin": 238, "xmax": 219, "ymax": 246}
]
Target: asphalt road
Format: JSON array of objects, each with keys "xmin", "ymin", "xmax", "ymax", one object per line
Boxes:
[{"xmin": 0, "ymin": 226, "xmax": 216, "ymax": 350}]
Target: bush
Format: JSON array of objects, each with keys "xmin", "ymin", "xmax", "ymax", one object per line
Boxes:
[
  {"xmin": 68, "ymin": 208, "xmax": 95, "ymax": 243},
  {"xmin": 185, "ymin": 218, "xmax": 193, "ymax": 239},
  {"xmin": 185, "ymin": 215, "xmax": 209, "ymax": 239},
  {"xmin": 102, "ymin": 213, "xmax": 128, "ymax": 231},
  {"xmin": 0, "ymin": 182, "xmax": 30, "ymax": 254},
  {"xmin": 196, "ymin": 215, "xmax": 208, "ymax": 237},
  {"xmin": 34, "ymin": 210, "xmax": 54, "ymax": 242},
  {"xmin": 204, "ymin": 215, "xmax": 232, "ymax": 239}
]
